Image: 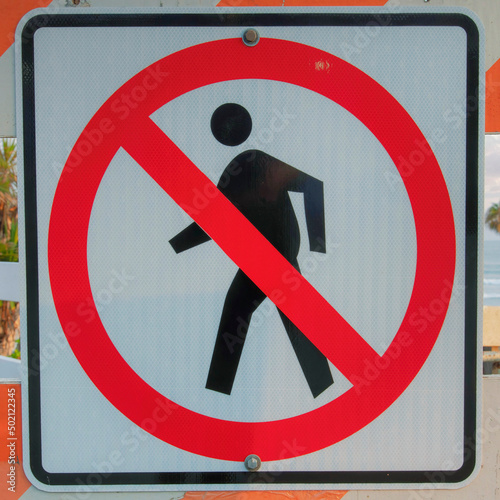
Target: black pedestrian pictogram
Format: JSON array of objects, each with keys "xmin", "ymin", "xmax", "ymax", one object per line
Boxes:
[{"xmin": 169, "ymin": 103, "xmax": 334, "ymax": 398}]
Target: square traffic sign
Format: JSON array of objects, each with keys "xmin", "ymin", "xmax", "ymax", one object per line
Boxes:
[{"xmin": 17, "ymin": 8, "xmax": 482, "ymax": 491}]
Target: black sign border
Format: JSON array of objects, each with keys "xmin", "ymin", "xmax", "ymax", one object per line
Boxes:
[{"xmin": 20, "ymin": 11, "xmax": 480, "ymax": 489}]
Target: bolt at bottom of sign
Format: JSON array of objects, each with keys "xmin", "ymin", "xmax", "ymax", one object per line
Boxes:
[{"xmin": 244, "ymin": 454, "xmax": 262, "ymax": 472}]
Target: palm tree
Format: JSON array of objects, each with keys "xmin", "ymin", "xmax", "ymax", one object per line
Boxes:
[
  {"xmin": 485, "ymin": 202, "xmax": 500, "ymax": 234},
  {"xmin": 0, "ymin": 139, "xmax": 20, "ymax": 357},
  {"xmin": 0, "ymin": 139, "xmax": 17, "ymax": 261}
]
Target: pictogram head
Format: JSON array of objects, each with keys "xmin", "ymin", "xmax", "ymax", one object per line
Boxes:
[{"xmin": 211, "ymin": 103, "xmax": 252, "ymax": 146}]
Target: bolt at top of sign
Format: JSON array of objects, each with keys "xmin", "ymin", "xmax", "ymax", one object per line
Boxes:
[{"xmin": 243, "ymin": 28, "xmax": 260, "ymax": 46}]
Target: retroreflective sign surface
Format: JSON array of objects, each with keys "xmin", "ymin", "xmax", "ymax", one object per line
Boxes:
[{"xmin": 17, "ymin": 8, "xmax": 482, "ymax": 491}]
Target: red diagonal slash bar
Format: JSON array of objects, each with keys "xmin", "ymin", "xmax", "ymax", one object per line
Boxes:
[{"xmin": 121, "ymin": 117, "xmax": 382, "ymax": 381}]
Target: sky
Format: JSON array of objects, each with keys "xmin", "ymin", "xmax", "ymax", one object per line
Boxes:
[{"xmin": 484, "ymin": 135, "xmax": 500, "ymax": 241}]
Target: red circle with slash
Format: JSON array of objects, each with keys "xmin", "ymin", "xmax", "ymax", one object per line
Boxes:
[{"xmin": 48, "ymin": 38, "xmax": 456, "ymax": 461}]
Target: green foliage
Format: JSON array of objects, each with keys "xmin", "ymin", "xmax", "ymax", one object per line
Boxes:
[
  {"xmin": 485, "ymin": 202, "xmax": 500, "ymax": 234},
  {"xmin": 0, "ymin": 219, "xmax": 18, "ymax": 262},
  {"xmin": 0, "ymin": 300, "xmax": 20, "ymax": 358},
  {"xmin": 0, "ymin": 140, "xmax": 20, "ymax": 358},
  {"xmin": 0, "ymin": 139, "xmax": 18, "ymax": 262},
  {"xmin": 9, "ymin": 339, "xmax": 20, "ymax": 359}
]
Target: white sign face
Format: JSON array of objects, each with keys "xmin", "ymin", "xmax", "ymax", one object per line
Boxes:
[{"xmin": 17, "ymin": 8, "xmax": 482, "ymax": 492}]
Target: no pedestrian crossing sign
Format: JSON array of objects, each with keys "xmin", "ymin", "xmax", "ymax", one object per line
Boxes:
[{"xmin": 17, "ymin": 8, "xmax": 483, "ymax": 492}]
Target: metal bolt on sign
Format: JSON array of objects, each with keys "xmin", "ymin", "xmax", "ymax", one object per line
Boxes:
[
  {"xmin": 243, "ymin": 29, "xmax": 259, "ymax": 46},
  {"xmin": 244, "ymin": 454, "xmax": 262, "ymax": 472}
]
